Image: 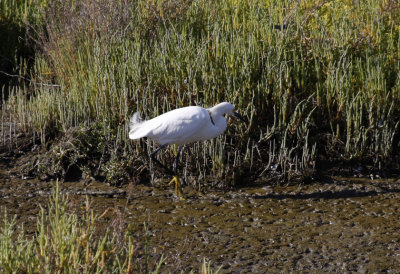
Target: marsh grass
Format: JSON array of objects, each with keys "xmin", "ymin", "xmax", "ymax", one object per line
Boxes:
[
  {"xmin": 1, "ymin": 185, "xmax": 137, "ymax": 272},
  {"xmin": 0, "ymin": 184, "xmax": 220, "ymax": 273},
  {"xmin": 0, "ymin": 0, "xmax": 42, "ymax": 91},
  {"xmin": 1, "ymin": 0, "xmax": 400, "ymax": 185}
]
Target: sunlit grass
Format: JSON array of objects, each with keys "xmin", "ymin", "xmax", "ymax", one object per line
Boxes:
[
  {"xmin": 1, "ymin": 185, "xmax": 139, "ymax": 272},
  {"xmin": 2, "ymin": 0, "xmax": 400, "ymax": 184},
  {"xmin": 0, "ymin": 184, "xmax": 221, "ymax": 272}
]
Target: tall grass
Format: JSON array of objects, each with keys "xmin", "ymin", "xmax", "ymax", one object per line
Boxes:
[
  {"xmin": 0, "ymin": 0, "xmax": 43, "ymax": 93},
  {"xmin": 2, "ymin": 0, "xmax": 400, "ymax": 184},
  {"xmin": 0, "ymin": 184, "xmax": 220, "ymax": 272},
  {"xmin": 0, "ymin": 186, "xmax": 138, "ymax": 272}
]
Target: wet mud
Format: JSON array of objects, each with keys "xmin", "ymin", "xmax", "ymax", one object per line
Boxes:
[{"xmin": 1, "ymin": 162, "xmax": 400, "ymax": 272}]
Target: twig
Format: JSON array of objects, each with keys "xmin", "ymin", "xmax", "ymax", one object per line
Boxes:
[{"xmin": 0, "ymin": 70, "xmax": 61, "ymax": 88}]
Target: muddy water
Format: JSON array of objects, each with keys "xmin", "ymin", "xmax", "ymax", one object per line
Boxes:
[{"xmin": 1, "ymin": 164, "xmax": 400, "ymax": 272}]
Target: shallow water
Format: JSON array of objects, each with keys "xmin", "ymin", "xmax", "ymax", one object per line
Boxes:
[{"xmin": 1, "ymin": 164, "xmax": 400, "ymax": 272}]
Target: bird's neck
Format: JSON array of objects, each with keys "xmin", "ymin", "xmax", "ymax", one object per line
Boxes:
[
  {"xmin": 211, "ymin": 113, "xmax": 227, "ymax": 133},
  {"xmin": 208, "ymin": 106, "xmax": 228, "ymax": 134},
  {"xmin": 207, "ymin": 110, "xmax": 216, "ymax": 126}
]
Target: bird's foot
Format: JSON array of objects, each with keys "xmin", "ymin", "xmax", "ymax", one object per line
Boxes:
[{"xmin": 168, "ymin": 175, "xmax": 185, "ymax": 200}]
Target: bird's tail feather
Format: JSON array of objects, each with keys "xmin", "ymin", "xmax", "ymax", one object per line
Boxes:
[{"xmin": 129, "ymin": 112, "xmax": 144, "ymax": 140}]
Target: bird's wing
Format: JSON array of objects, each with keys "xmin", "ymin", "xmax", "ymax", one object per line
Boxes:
[{"xmin": 146, "ymin": 106, "xmax": 210, "ymax": 145}]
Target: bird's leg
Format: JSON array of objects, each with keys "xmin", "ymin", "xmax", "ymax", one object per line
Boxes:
[
  {"xmin": 172, "ymin": 145, "xmax": 183, "ymax": 174},
  {"xmin": 150, "ymin": 144, "xmax": 174, "ymax": 176},
  {"xmin": 150, "ymin": 144, "xmax": 185, "ymax": 199},
  {"xmin": 168, "ymin": 146, "xmax": 185, "ymax": 200}
]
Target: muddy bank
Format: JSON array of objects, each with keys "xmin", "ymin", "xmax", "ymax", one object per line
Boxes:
[{"xmin": 1, "ymin": 160, "xmax": 400, "ymax": 272}]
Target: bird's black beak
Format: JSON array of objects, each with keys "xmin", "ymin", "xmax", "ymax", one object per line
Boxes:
[{"xmin": 232, "ymin": 111, "xmax": 247, "ymax": 124}]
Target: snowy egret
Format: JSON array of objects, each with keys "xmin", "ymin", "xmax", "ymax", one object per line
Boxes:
[{"xmin": 129, "ymin": 102, "xmax": 245, "ymax": 199}]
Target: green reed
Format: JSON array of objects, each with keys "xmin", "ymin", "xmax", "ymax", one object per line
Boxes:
[
  {"xmin": 0, "ymin": 184, "xmax": 219, "ymax": 272},
  {"xmin": 2, "ymin": 0, "xmax": 400, "ymax": 183}
]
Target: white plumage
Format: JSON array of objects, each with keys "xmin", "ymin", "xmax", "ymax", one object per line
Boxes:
[
  {"xmin": 128, "ymin": 102, "xmax": 244, "ymax": 199},
  {"xmin": 129, "ymin": 102, "xmax": 236, "ymax": 145}
]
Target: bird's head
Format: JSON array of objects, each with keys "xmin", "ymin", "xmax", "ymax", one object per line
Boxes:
[{"xmin": 210, "ymin": 102, "xmax": 247, "ymax": 123}]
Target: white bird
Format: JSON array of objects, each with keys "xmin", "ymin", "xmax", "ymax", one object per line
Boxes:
[{"xmin": 129, "ymin": 102, "xmax": 246, "ymax": 199}]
